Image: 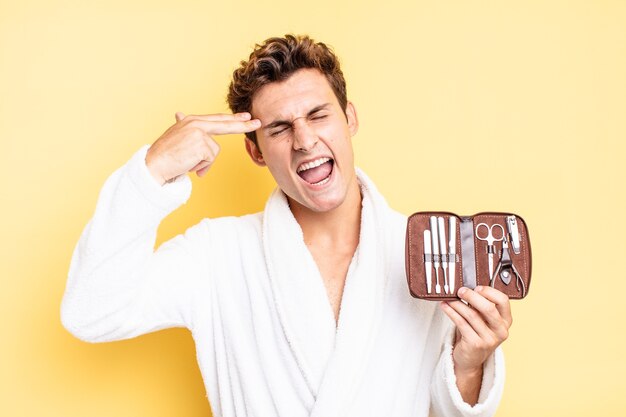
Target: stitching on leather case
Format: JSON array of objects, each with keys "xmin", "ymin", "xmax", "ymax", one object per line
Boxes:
[
  {"xmin": 408, "ymin": 217, "xmax": 415, "ymax": 294},
  {"xmin": 408, "ymin": 216, "xmax": 419, "ymax": 296}
]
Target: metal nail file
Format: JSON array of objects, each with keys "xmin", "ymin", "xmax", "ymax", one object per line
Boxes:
[
  {"xmin": 437, "ymin": 217, "xmax": 449, "ymax": 294},
  {"xmin": 423, "ymin": 230, "xmax": 433, "ymax": 294},
  {"xmin": 430, "ymin": 216, "xmax": 441, "ymax": 294},
  {"xmin": 448, "ymin": 216, "xmax": 457, "ymax": 294}
]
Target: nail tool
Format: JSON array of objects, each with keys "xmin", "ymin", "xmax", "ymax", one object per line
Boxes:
[
  {"xmin": 437, "ymin": 217, "xmax": 449, "ymax": 294},
  {"xmin": 448, "ymin": 216, "xmax": 457, "ymax": 294},
  {"xmin": 492, "ymin": 236, "xmax": 527, "ymax": 297},
  {"xmin": 506, "ymin": 215, "xmax": 521, "ymax": 255},
  {"xmin": 474, "ymin": 222, "xmax": 505, "ymax": 283},
  {"xmin": 430, "ymin": 216, "xmax": 441, "ymax": 294},
  {"xmin": 423, "ymin": 230, "xmax": 433, "ymax": 294}
]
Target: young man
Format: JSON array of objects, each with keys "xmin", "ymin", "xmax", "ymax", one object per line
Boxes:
[{"xmin": 61, "ymin": 34, "xmax": 512, "ymax": 417}]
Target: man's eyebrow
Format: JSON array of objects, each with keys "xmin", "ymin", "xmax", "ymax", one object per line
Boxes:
[{"xmin": 264, "ymin": 103, "xmax": 332, "ymax": 130}]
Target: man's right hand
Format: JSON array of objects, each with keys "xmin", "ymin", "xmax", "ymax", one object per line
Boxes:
[{"xmin": 145, "ymin": 111, "xmax": 261, "ymax": 186}]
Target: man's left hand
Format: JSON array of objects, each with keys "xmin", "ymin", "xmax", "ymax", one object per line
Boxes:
[{"xmin": 440, "ymin": 285, "xmax": 512, "ymax": 403}]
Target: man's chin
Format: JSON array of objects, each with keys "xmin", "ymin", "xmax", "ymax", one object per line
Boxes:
[{"xmin": 286, "ymin": 192, "xmax": 345, "ymax": 214}]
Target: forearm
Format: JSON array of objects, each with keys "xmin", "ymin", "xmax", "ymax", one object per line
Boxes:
[
  {"xmin": 455, "ymin": 366, "xmax": 484, "ymax": 406},
  {"xmin": 430, "ymin": 325, "xmax": 505, "ymax": 417}
]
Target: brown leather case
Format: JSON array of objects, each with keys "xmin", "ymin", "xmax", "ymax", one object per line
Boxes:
[{"xmin": 405, "ymin": 212, "xmax": 532, "ymax": 301}]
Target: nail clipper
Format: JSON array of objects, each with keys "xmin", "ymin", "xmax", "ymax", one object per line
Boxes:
[{"xmin": 506, "ymin": 215, "xmax": 521, "ymax": 255}]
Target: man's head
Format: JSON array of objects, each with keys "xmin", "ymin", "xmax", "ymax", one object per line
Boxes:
[
  {"xmin": 226, "ymin": 34, "xmax": 360, "ymax": 214},
  {"xmin": 227, "ymin": 34, "xmax": 348, "ymax": 147}
]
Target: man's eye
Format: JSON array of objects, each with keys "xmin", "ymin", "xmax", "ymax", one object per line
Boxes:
[
  {"xmin": 270, "ymin": 128, "xmax": 287, "ymax": 137},
  {"xmin": 311, "ymin": 114, "xmax": 327, "ymax": 120}
]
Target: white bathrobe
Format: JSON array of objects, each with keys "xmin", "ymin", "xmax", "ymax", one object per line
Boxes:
[{"xmin": 61, "ymin": 144, "xmax": 505, "ymax": 417}]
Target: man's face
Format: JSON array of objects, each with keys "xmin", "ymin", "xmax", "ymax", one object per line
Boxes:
[{"xmin": 246, "ymin": 68, "xmax": 359, "ymax": 213}]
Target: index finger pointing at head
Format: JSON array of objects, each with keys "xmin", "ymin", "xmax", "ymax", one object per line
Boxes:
[
  {"xmin": 186, "ymin": 112, "xmax": 252, "ymax": 122},
  {"xmin": 199, "ymin": 118, "xmax": 262, "ymax": 135}
]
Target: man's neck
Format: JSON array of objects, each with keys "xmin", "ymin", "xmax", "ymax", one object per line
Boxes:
[{"xmin": 288, "ymin": 178, "xmax": 362, "ymax": 250}]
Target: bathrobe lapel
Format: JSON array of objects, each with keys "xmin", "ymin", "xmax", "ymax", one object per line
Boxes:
[
  {"xmin": 262, "ymin": 169, "xmax": 392, "ymax": 415},
  {"xmin": 262, "ymin": 185, "xmax": 338, "ymax": 396}
]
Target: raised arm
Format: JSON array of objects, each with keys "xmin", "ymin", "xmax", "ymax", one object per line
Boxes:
[{"xmin": 60, "ymin": 111, "xmax": 260, "ymax": 342}]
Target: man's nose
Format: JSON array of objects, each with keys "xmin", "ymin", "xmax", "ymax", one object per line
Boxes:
[{"xmin": 292, "ymin": 118, "xmax": 318, "ymax": 152}]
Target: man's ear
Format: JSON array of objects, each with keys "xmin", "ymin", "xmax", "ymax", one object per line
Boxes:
[
  {"xmin": 245, "ymin": 137, "xmax": 266, "ymax": 167},
  {"xmin": 346, "ymin": 101, "xmax": 359, "ymax": 137}
]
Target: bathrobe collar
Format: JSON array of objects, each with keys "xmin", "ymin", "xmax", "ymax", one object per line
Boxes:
[{"xmin": 262, "ymin": 167, "xmax": 392, "ymax": 416}]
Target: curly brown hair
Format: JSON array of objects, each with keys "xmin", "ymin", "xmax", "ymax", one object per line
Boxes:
[{"xmin": 227, "ymin": 34, "xmax": 348, "ymax": 145}]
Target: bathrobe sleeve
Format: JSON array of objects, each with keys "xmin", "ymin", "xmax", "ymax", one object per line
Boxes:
[
  {"xmin": 61, "ymin": 144, "xmax": 207, "ymax": 343},
  {"xmin": 429, "ymin": 321, "xmax": 506, "ymax": 417}
]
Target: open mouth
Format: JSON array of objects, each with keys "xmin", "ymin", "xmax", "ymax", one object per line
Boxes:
[{"xmin": 296, "ymin": 157, "xmax": 334, "ymax": 186}]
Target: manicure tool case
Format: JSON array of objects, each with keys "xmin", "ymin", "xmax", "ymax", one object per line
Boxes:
[{"xmin": 405, "ymin": 212, "xmax": 532, "ymax": 301}]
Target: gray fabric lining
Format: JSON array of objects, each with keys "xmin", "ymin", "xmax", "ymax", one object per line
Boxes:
[{"xmin": 460, "ymin": 219, "xmax": 477, "ymax": 289}]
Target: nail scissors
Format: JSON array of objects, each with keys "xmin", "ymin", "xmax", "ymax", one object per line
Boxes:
[{"xmin": 474, "ymin": 222, "xmax": 505, "ymax": 283}]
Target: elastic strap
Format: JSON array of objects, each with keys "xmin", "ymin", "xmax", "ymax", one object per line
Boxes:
[{"xmin": 460, "ymin": 219, "xmax": 477, "ymax": 289}]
